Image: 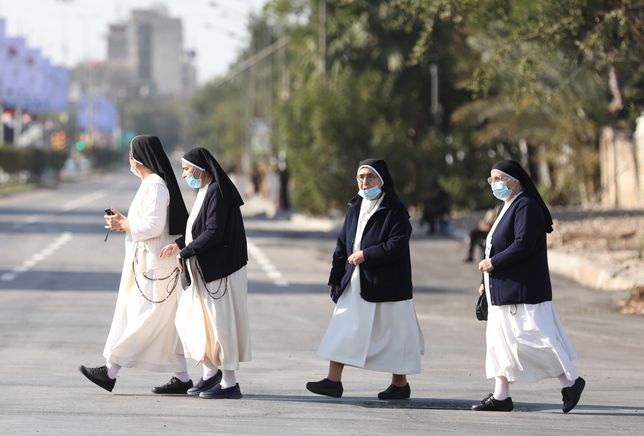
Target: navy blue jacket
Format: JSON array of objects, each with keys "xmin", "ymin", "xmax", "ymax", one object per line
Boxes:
[
  {"xmin": 487, "ymin": 194, "xmax": 552, "ymax": 305},
  {"xmin": 328, "ymin": 193, "xmax": 413, "ymax": 303},
  {"xmin": 177, "ymin": 182, "xmax": 248, "ymax": 282}
]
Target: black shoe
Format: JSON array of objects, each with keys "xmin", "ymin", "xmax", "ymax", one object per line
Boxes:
[
  {"xmin": 306, "ymin": 378, "xmax": 343, "ymax": 398},
  {"xmin": 199, "ymin": 383, "xmax": 242, "ymax": 399},
  {"xmin": 471, "ymin": 395, "xmax": 514, "ymax": 411},
  {"xmin": 480, "ymin": 393, "xmax": 493, "ymax": 404},
  {"xmin": 152, "ymin": 376, "xmax": 193, "ymax": 394},
  {"xmin": 187, "ymin": 371, "xmax": 222, "ymax": 396},
  {"xmin": 562, "ymin": 377, "xmax": 586, "ymax": 413},
  {"xmin": 378, "ymin": 383, "xmax": 411, "ymax": 400},
  {"xmin": 79, "ymin": 365, "xmax": 116, "ymax": 392},
  {"xmin": 463, "ymin": 256, "xmax": 474, "ymax": 263}
]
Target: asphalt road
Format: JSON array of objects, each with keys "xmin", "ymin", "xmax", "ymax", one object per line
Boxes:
[{"xmin": 0, "ymin": 170, "xmax": 642, "ymax": 435}]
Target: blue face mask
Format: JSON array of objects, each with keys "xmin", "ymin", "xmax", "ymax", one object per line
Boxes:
[
  {"xmin": 359, "ymin": 186, "xmax": 382, "ymax": 200},
  {"xmin": 186, "ymin": 173, "xmax": 201, "ymax": 189},
  {"xmin": 491, "ymin": 181, "xmax": 512, "ymax": 201},
  {"xmin": 130, "ymin": 167, "xmax": 141, "ymax": 178}
]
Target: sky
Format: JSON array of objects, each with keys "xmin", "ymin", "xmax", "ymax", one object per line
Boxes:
[{"xmin": 0, "ymin": 0, "xmax": 267, "ymax": 84}]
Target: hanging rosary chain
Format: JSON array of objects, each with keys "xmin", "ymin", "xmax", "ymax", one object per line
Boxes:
[
  {"xmin": 195, "ymin": 261, "xmax": 228, "ymax": 300},
  {"xmin": 131, "ymin": 248, "xmax": 180, "ymax": 303}
]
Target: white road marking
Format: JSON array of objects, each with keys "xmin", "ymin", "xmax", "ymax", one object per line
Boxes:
[
  {"xmin": 11, "ymin": 190, "xmax": 108, "ymax": 229},
  {"xmin": 247, "ymin": 239, "xmax": 289, "ymax": 287},
  {"xmin": 61, "ymin": 190, "xmax": 108, "ymax": 211},
  {"xmin": 1, "ymin": 232, "xmax": 73, "ymax": 282}
]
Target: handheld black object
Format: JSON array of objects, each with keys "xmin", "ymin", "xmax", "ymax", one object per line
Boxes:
[{"xmin": 104, "ymin": 208, "xmax": 114, "ymax": 242}]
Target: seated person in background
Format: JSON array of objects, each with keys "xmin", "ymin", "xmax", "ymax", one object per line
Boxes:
[{"xmin": 464, "ymin": 204, "xmax": 500, "ymax": 262}]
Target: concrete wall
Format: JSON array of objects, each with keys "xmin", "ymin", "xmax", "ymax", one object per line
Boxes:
[{"xmin": 600, "ymin": 116, "xmax": 644, "ymax": 209}]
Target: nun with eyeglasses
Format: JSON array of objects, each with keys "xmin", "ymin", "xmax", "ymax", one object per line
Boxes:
[
  {"xmin": 160, "ymin": 147, "xmax": 251, "ymax": 400},
  {"xmin": 306, "ymin": 159, "xmax": 425, "ymax": 400},
  {"xmin": 472, "ymin": 159, "xmax": 585, "ymax": 413}
]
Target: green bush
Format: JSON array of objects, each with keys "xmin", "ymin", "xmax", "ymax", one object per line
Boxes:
[{"xmin": 0, "ymin": 145, "xmax": 68, "ymax": 182}]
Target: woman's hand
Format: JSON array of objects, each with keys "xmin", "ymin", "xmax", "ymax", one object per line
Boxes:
[
  {"xmin": 347, "ymin": 250, "xmax": 365, "ymax": 266},
  {"xmin": 478, "ymin": 283, "xmax": 484, "ymax": 296},
  {"xmin": 104, "ymin": 208, "xmax": 129, "ymax": 232},
  {"xmin": 176, "ymin": 254, "xmax": 184, "ymax": 272},
  {"xmin": 160, "ymin": 243, "xmax": 179, "ymax": 258},
  {"xmin": 478, "ymin": 258, "xmax": 494, "ymax": 273}
]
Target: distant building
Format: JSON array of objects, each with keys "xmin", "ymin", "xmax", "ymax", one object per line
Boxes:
[{"xmin": 105, "ymin": 5, "xmax": 197, "ymax": 97}]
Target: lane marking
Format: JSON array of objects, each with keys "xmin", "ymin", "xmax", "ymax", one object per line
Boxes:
[
  {"xmin": 11, "ymin": 190, "xmax": 108, "ymax": 229},
  {"xmin": 61, "ymin": 190, "xmax": 108, "ymax": 211},
  {"xmin": 1, "ymin": 232, "xmax": 73, "ymax": 282},
  {"xmin": 247, "ymin": 239, "xmax": 289, "ymax": 287}
]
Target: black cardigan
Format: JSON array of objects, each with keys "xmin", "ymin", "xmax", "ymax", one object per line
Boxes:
[
  {"xmin": 329, "ymin": 193, "xmax": 413, "ymax": 303},
  {"xmin": 487, "ymin": 194, "xmax": 553, "ymax": 305},
  {"xmin": 177, "ymin": 182, "xmax": 248, "ymax": 282}
]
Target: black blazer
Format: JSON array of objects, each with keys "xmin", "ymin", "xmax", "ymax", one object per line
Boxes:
[
  {"xmin": 177, "ymin": 182, "xmax": 248, "ymax": 282},
  {"xmin": 487, "ymin": 193, "xmax": 552, "ymax": 305},
  {"xmin": 329, "ymin": 193, "xmax": 413, "ymax": 303}
]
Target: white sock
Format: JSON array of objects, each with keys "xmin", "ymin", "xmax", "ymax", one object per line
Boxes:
[
  {"xmin": 220, "ymin": 370, "xmax": 236, "ymax": 389},
  {"xmin": 106, "ymin": 362, "xmax": 121, "ymax": 379},
  {"xmin": 202, "ymin": 359, "xmax": 219, "ymax": 380},
  {"xmin": 174, "ymin": 372, "xmax": 191, "ymax": 383},
  {"xmin": 559, "ymin": 373, "xmax": 575, "ymax": 388},
  {"xmin": 493, "ymin": 376, "xmax": 510, "ymax": 400}
]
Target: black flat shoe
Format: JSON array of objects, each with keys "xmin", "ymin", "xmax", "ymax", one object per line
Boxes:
[
  {"xmin": 152, "ymin": 376, "xmax": 193, "ymax": 394},
  {"xmin": 306, "ymin": 378, "xmax": 343, "ymax": 398},
  {"xmin": 471, "ymin": 395, "xmax": 513, "ymax": 411},
  {"xmin": 562, "ymin": 377, "xmax": 586, "ymax": 413},
  {"xmin": 187, "ymin": 371, "xmax": 222, "ymax": 396},
  {"xmin": 378, "ymin": 383, "xmax": 411, "ymax": 400},
  {"xmin": 199, "ymin": 383, "xmax": 242, "ymax": 399},
  {"xmin": 79, "ymin": 365, "xmax": 116, "ymax": 392}
]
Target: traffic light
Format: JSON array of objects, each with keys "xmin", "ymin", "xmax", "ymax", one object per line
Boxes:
[
  {"xmin": 75, "ymin": 140, "xmax": 86, "ymax": 151},
  {"xmin": 50, "ymin": 131, "xmax": 66, "ymax": 150}
]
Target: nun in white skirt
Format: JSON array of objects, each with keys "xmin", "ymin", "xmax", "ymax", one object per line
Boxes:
[
  {"xmin": 79, "ymin": 135, "xmax": 192, "ymax": 394},
  {"xmin": 473, "ymin": 159, "xmax": 585, "ymax": 413},
  {"xmin": 307, "ymin": 159, "xmax": 424, "ymax": 400},
  {"xmin": 161, "ymin": 147, "xmax": 251, "ymax": 400}
]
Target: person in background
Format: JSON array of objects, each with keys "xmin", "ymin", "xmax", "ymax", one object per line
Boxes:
[
  {"xmin": 421, "ymin": 177, "xmax": 450, "ymax": 235},
  {"xmin": 472, "ymin": 159, "xmax": 585, "ymax": 413},
  {"xmin": 464, "ymin": 204, "xmax": 501, "ymax": 262},
  {"xmin": 161, "ymin": 147, "xmax": 251, "ymax": 400},
  {"xmin": 79, "ymin": 135, "xmax": 191, "ymax": 394},
  {"xmin": 306, "ymin": 159, "xmax": 424, "ymax": 400}
]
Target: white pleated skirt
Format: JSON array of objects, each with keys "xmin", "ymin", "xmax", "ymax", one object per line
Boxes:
[
  {"xmin": 317, "ymin": 267, "xmax": 424, "ymax": 374},
  {"xmin": 103, "ymin": 245, "xmax": 187, "ymax": 373},
  {"xmin": 485, "ymin": 297, "xmax": 578, "ymax": 382},
  {"xmin": 175, "ymin": 263, "xmax": 252, "ymax": 371}
]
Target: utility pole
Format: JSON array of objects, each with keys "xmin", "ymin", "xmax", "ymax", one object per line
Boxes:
[
  {"xmin": 429, "ymin": 63, "xmax": 442, "ymax": 126},
  {"xmin": 319, "ymin": 0, "xmax": 326, "ymax": 75}
]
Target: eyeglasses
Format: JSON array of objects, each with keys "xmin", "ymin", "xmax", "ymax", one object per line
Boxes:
[
  {"xmin": 356, "ymin": 174, "xmax": 378, "ymax": 182},
  {"xmin": 487, "ymin": 176, "xmax": 508, "ymax": 185}
]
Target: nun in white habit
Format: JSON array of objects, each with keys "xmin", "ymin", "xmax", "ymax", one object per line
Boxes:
[
  {"xmin": 307, "ymin": 159, "xmax": 424, "ymax": 400},
  {"xmin": 79, "ymin": 135, "xmax": 193, "ymax": 394},
  {"xmin": 472, "ymin": 159, "xmax": 585, "ymax": 413}
]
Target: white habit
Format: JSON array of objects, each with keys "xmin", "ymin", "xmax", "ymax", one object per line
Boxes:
[
  {"xmin": 484, "ymin": 193, "xmax": 578, "ymax": 382},
  {"xmin": 103, "ymin": 174, "xmax": 187, "ymax": 373},
  {"xmin": 175, "ymin": 184, "xmax": 252, "ymax": 371},
  {"xmin": 317, "ymin": 194, "xmax": 425, "ymax": 374}
]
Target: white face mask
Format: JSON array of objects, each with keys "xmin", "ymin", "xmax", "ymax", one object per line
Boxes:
[
  {"xmin": 130, "ymin": 166, "xmax": 141, "ymax": 178},
  {"xmin": 358, "ymin": 186, "xmax": 382, "ymax": 200}
]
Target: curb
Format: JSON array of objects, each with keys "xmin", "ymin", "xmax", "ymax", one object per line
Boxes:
[{"xmin": 548, "ymin": 250, "xmax": 643, "ymax": 292}]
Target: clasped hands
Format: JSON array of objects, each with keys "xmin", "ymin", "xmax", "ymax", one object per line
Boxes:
[{"xmin": 347, "ymin": 250, "xmax": 364, "ymax": 266}]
